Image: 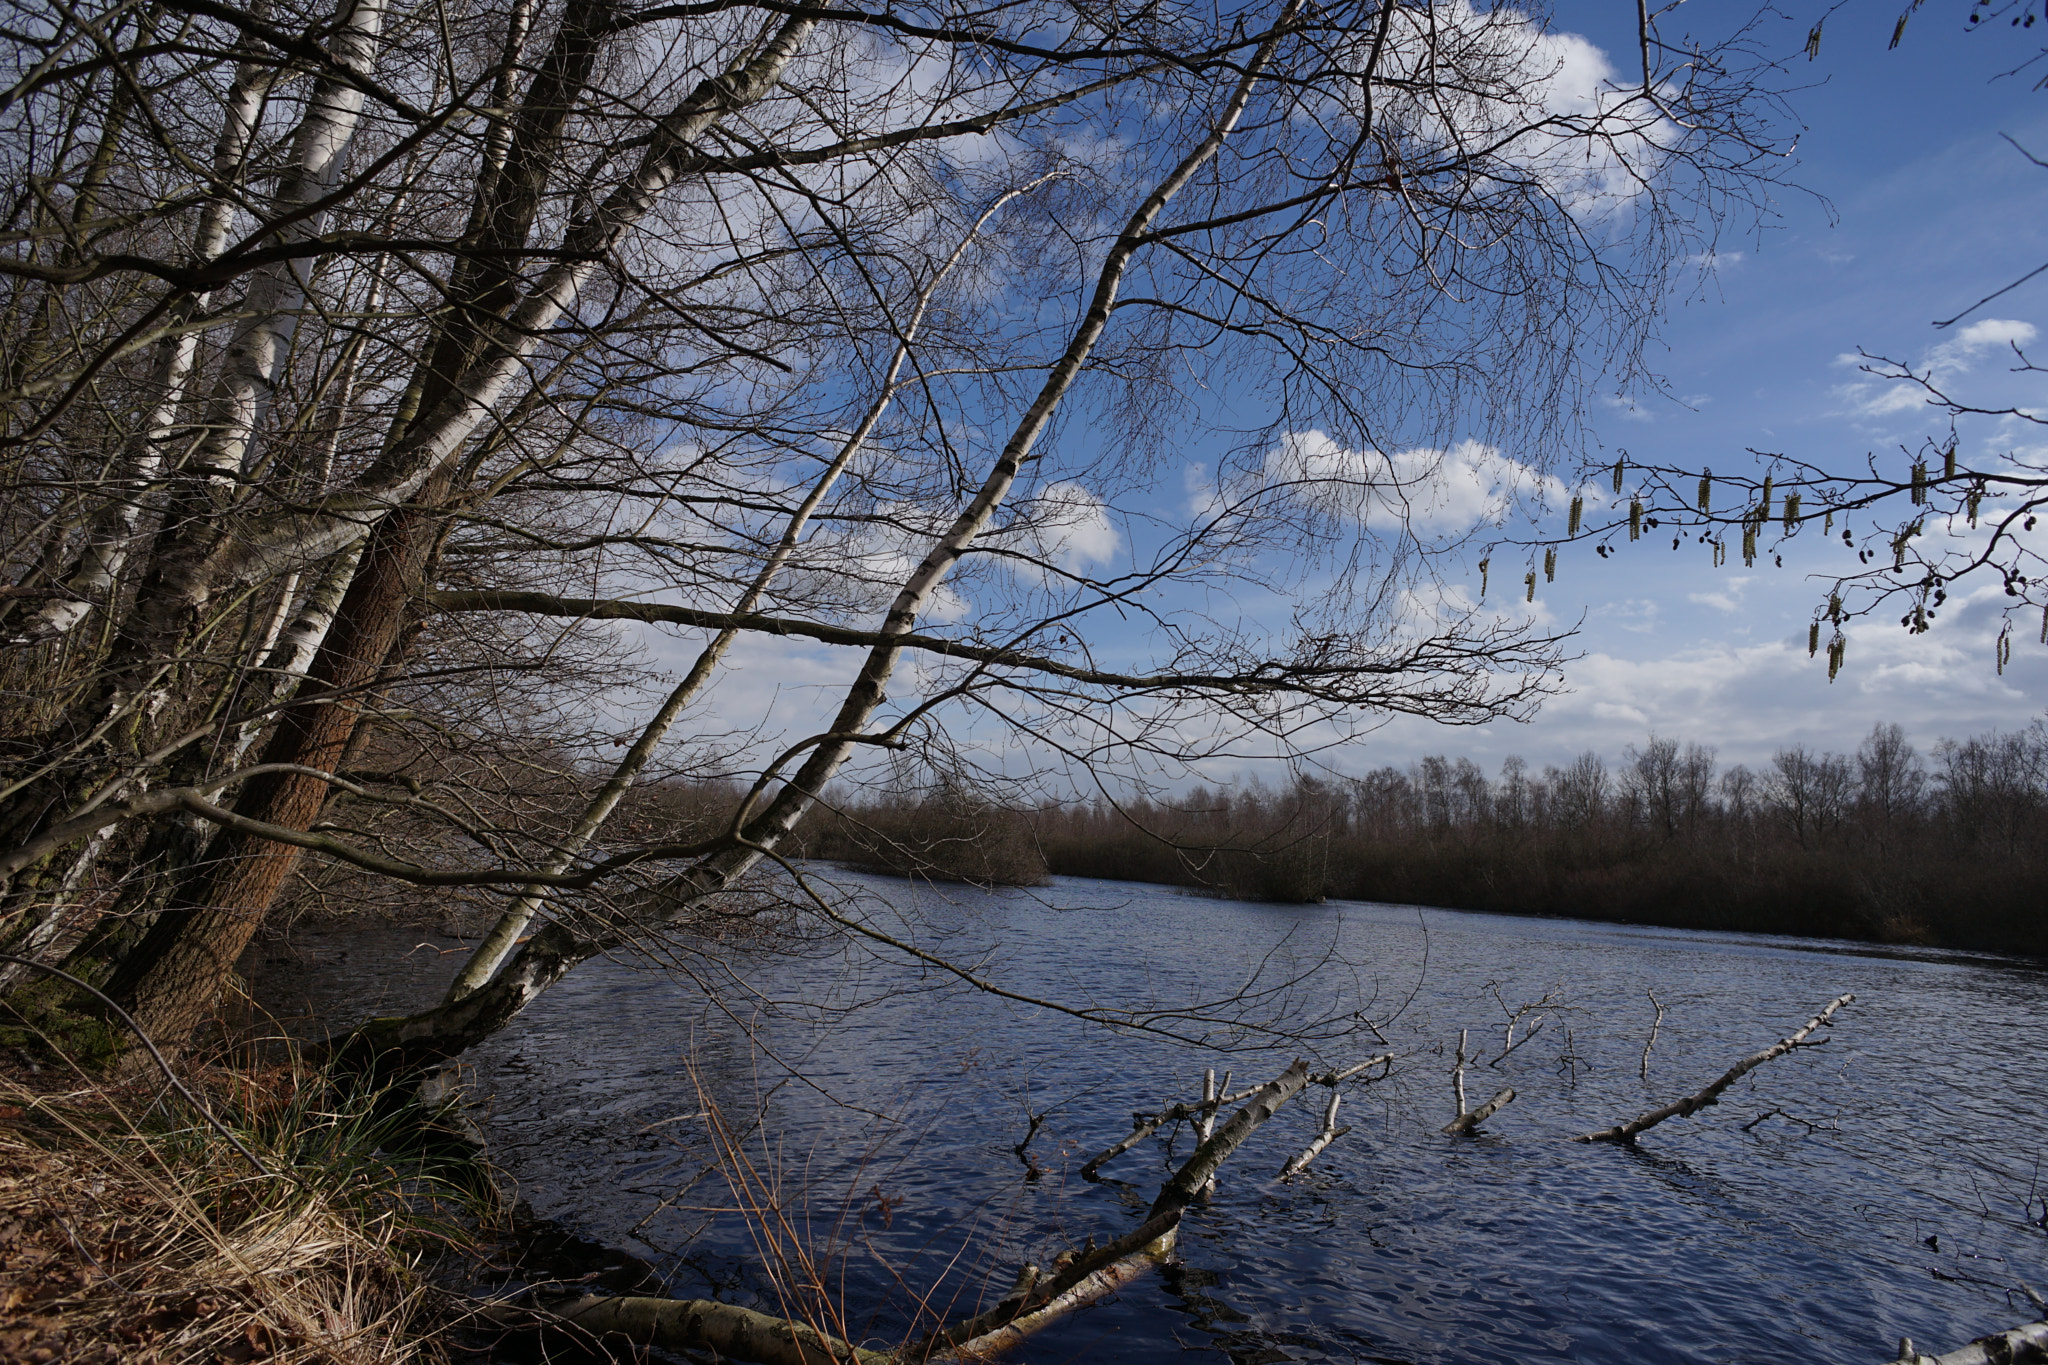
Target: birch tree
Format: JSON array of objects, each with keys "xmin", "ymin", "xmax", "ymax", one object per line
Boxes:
[{"xmin": 0, "ymin": 0, "xmax": 1794, "ymax": 1063}]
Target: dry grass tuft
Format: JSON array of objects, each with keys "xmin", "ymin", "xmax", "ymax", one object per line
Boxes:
[{"xmin": 0, "ymin": 1066, "xmax": 468, "ymax": 1365}]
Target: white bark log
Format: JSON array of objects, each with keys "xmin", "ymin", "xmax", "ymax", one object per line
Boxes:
[
  {"xmin": 932, "ymin": 1221, "xmax": 1179, "ymax": 1360},
  {"xmin": 1888, "ymin": 1320, "xmax": 2048, "ymax": 1365},
  {"xmin": 490, "ymin": 1292, "xmax": 892, "ymax": 1365},
  {"xmin": 1193, "ymin": 1066, "xmax": 1219, "ymax": 1194},
  {"xmin": 1576, "ymin": 993, "xmax": 1854, "ymax": 1144},
  {"xmin": 1641, "ymin": 987, "xmax": 1664, "ymax": 1079},
  {"xmin": 1311, "ymin": 1054, "xmax": 1394, "ymax": 1085}
]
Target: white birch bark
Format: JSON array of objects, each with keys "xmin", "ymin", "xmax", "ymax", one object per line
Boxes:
[
  {"xmin": 1576, "ymin": 993, "xmax": 1854, "ymax": 1144},
  {"xmin": 178, "ymin": 0, "xmax": 384, "ymax": 492},
  {"xmin": 227, "ymin": 262, "xmax": 389, "ymax": 761},
  {"xmin": 485, "ymin": 1292, "xmax": 893, "ymax": 1365},
  {"xmin": 9, "ymin": 44, "xmax": 278, "ymax": 642},
  {"xmin": 480, "ymin": 0, "xmax": 533, "ymax": 182},
  {"xmin": 1278, "ymin": 1091, "xmax": 1348, "ymax": 1178},
  {"xmin": 0, "ymin": 820, "xmax": 116, "ymax": 990},
  {"xmin": 1891, "ymin": 1320, "xmax": 2048, "ymax": 1365},
  {"xmin": 1441, "ymin": 1087, "xmax": 1514, "ymax": 1136},
  {"xmin": 171, "ymin": 16, "xmax": 820, "ymax": 628}
]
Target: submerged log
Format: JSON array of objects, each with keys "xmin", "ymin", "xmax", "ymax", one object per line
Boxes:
[
  {"xmin": 1888, "ymin": 1319, "xmax": 2048, "ymax": 1364},
  {"xmin": 490, "ymin": 1292, "xmax": 893, "ymax": 1365},
  {"xmin": 1084, "ymin": 1055, "xmax": 1389, "ymax": 1181},
  {"xmin": 1576, "ymin": 993, "xmax": 1854, "ymax": 1145},
  {"xmin": 489, "ymin": 1058, "xmax": 1339, "ymax": 1365},
  {"xmin": 1311, "ymin": 1053, "xmax": 1393, "ymax": 1086},
  {"xmin": 1148, "ymin": 1060, "xmax": 1311, "ymax": 1217},
  {"xmin": 929, "ymin": 1214, "xmax": 1181, "ymax": 1360}
]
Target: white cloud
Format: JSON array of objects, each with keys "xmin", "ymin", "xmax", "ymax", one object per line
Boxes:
[
  {"xmin": 1951, "ymin": 318, "xmax": 2038, "ymax": 351},
  {"xmin": 1600, "ymin": 392, "xmax": 1655, "ymax": 423},
  {"xmin": 998, "ymin": 479, "xmax": 1120, "ymax": 579},
  {"xmin": 1335, "ymin": 580, "xmax": 2046, "ymax": 774},
  {"xmin": 1360, "ymin": 1, "xmax": 1679, "ymax": 220},
  {"xmin": 1685, "ymin": 574, "xmax": 1753, "ymax": 614},
  {"xmin": 1260, "ymin": 431, "xmax": 1562, "ymax": 532},
  {"xmin": 1833, "ymin": 317, "xmax": 2041, "ymax": 420}
]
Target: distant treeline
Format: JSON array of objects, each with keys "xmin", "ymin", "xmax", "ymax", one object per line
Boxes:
[{"xmin": 801, "ymin": 722, "xmax": 2048, "ymax": 957}]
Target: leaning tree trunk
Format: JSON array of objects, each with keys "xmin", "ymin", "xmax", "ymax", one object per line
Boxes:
[
  {"xmin": 112, "ymin": 15, "xmax": 821, "ymax": 1058},
  {"xmin": 113, "ymin": 498, "xmax": 440, "ymax": 1046},
  {"xmin": 442, "ymin": 182, "xmax": 1041, "ymax": 1003}
]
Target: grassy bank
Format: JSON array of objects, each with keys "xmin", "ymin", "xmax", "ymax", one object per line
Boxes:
[{"xmin": 0, "ymin": 1037, "xmax": 488, "ymax": 1364}]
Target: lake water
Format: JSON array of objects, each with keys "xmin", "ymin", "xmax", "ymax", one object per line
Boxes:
[{"xmin": 250, "ymin": 872, "xmax": 2048, "ymax": 1364}]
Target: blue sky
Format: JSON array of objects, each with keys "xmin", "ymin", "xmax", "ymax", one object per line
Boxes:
[
  {"xmin": 1336, "ymin": 0, "xmax": 2048, "ymax": 777},
  {"xmin": 641, "ymin": 2, "xmax": 2048, "ymax": 794}
]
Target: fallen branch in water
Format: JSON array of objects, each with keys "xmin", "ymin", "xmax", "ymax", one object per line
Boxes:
[
  {"xmin": 489, "ymin": 1060, "xmax": 1331, "ymax": 1365},
  {"xmin": 1576, "ymin": 993, "xmax": 1855, "ymax": 1145},
  {"xmin": 1192, "ymin": 1068, "xmax": 1222, "ymax": 1196},
  {"xmin": 1279, "ymin": 1091, "xmax": 1350, "ymax": 1178},
  {"xmin": 1888, "ymin": 1318, "xmax": 2048, "ymax": 1364},
  {"xmin": 1441, "ymin": 1088, "xmax": 1514, "ymax": 1136},
  {"xmin": 1312, "ymin": 1054, "xmax": 1392, "ymax": 1086},
  {"xmin": 1451, "ymin": 1028, "xmax": 1469, "ymax": 1118},
  {"xmin": 1082, "ymin": 1054, "xmax": 1388, "ymax": 1180}
]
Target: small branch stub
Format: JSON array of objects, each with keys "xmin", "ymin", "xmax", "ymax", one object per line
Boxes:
[
  {"xmin": 1441, "ymin": 1088, "xmax": 1515, "ymax": 1136},
  {"xmin": 1641, "ymin": 988, "xmax": 1664, "ymax": 1080}
]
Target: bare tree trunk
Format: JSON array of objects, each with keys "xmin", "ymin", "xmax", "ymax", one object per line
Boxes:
[
  {"xmin": 99, "ymin": 0, "xmax": 384, "ymax": 670},
  {"xmin": 115, "ymin": 498, "xmax": 438, "ymax": 1048},
  {"xmin": 112, "ymin": 15, "xmax": 821, "ymax": 1056},
  {"xmin": 443, "ymin": 181, "xmax": 1043, "ymax": 1001}
]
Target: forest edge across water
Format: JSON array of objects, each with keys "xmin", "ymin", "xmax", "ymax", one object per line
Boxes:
[{"xmin": 801, "ymin": 720, "xmax": 2048, "ymax": 960}]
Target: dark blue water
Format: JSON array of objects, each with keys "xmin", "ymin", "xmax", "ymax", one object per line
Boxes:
[{"xmin": 254, "ymin": 874, "xmax": 2048, "ymax": 1363}]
